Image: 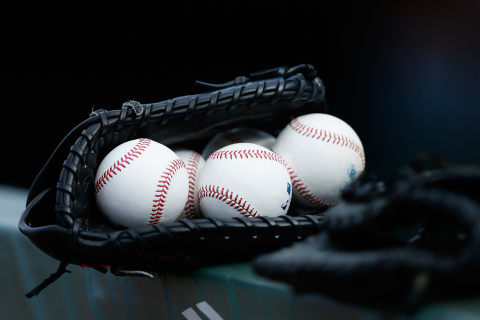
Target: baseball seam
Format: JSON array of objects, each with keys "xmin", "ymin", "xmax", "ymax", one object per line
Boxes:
[
  {"xmin": 149, "ymin": 158, "xmax": 186, "ymax": 224},
  {"xmin": 208, "ymin": 149, "xmax": 282, "ymax": 161},
  {"xmin": 183, "ymin": 152, "xmax": 202, "ymax": 219},
  {"xmin": 289, "ymin": 117, "xmax": 366, "ymax": 170},
  {"xmin": 208, "ymin": 148, "xmax": 334, "ymax": 208},
  {"xmin": 94, "ymin": 138, "xmax": 152, "ymax": 193},
  {"xmin": 284, "ymin": 163, "xmax": 337, "ymax": 208},
  {"xmin": 197, "ymin": 185, "xmax": 259, "ymax": 217}
]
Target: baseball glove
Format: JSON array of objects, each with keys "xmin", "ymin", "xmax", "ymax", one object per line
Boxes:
[
  {"xmin": 253, "ymin": 157, "xmax": 480, "ymax": 310},
  {"xmin": 19, "ymin": 64, "xmax": 328, "ymax": 297}
]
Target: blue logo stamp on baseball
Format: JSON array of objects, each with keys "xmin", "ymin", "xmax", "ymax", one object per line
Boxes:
[
  {"xmin": 339, "ymin": 164, "xmax": 357, "ymax": 192},
  {"xmin": 281, "ymin": 182, "xmax": 292, "ymax": 211}
]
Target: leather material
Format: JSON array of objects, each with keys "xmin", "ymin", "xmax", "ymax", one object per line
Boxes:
[
  {"xmin": 253, "ymin": 162, "xmax": 480, "ymax": 308},
  {"xmin": 19, "ymin": 64, "xmax": 328, "ymax": 275}
]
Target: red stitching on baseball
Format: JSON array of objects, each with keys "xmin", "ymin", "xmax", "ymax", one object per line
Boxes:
[
  {"xmin": 284, "ymin": 162, "xmax": 337, "ymax": 208},
  {"xmin": 197, "ymin": 185, "xmax": 259, "ymax": 217},
  {"xmin": 208, "ymin": 148, "xmax": 334, "ymax": 208},
  {"xmin": 208, "ymin": 149, "xmax": 283, "ymax": 162},
  {"xmin": 289, "ymin": 117, "xmax": 366, "ymax": 170},
  {"xmin": 149, "ymin": 158, "xmax": 186, "ymax": 224},
  {"xmin": 94, "ymin": 138, "xmax": 151, "ymax": 193},
  {"xmin": 183, "ymin": 152, "xmax": 202, "ymax": 219}
]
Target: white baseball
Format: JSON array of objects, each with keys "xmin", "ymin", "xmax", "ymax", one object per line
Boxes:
[
  {"xmin": 95, "ymin": 138, "xmax": 189, "ymax": 227},
  {"xmin": 197, "ymin": 143, "xmax": 292, "ymax": 219},
  {"xmin": 273, "ymin": 113, "xmax": 365, "ymax": 208},
  {"xmin": 201, "ymin": 127, "xmax": 276, "ymax": 159},
  {"xmin": 173, "ymin": 149, "xmax": 206, "ymax": 219}
]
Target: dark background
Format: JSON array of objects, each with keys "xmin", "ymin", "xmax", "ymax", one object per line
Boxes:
[{"xmin": 2, "ymin": 1, "xmax": 480, "ymax": 189}]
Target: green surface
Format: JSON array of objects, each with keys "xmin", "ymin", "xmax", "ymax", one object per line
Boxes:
[{"xmin": 3, "ymin": 185, "xmax": 480, "ymax": 320}]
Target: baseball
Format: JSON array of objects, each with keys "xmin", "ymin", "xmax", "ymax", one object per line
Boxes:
[
  {"xmin": 273, "ymin": 113, "xmax": 365, "ymax": 208},
  {"xmin": 95, "ymin": 138, "xmax": 189, "ymax": 228},
  {"xmin": 197, "ymin": 143, "xmax": 292, "ymax": 219},
  {"xmin": 201, "ymin": 127, "xmax": 276, "ymax": 159},
  {"xmin": 173, "ymin": 149, "xmax": 206, "ymax": 219}
]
